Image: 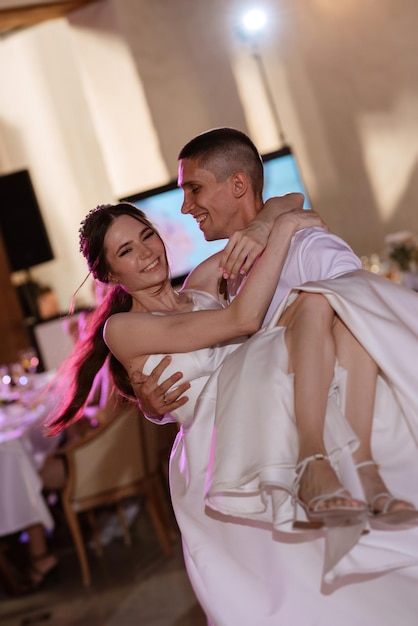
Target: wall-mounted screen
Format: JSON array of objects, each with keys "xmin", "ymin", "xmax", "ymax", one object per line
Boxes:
[{"xmin": 121, "ymin": 146, "xmax": 309, "ymax": 281}]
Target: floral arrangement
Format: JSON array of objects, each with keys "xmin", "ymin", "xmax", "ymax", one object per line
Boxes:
[{"xmin": 384, "ymin": 231, "xmax": 418, "ymax": 272}]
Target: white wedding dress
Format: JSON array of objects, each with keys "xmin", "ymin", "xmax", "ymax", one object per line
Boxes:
[{"xmin": 144, "ymin": 271, "xmax": 418, "ymax": 626}]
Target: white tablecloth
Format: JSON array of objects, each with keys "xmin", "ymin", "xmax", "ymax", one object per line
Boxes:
[{"xmin": 0, "ymin": 372, "xmax": 60, "ymax": 536}]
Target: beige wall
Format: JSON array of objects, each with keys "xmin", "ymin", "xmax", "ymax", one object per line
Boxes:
[{"xmin": 0, "ymin": 0, "xmax": 417, "ymax": 310}]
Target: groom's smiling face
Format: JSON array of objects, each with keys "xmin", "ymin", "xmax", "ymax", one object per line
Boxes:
[{"xmin": 178, "ymin": 158, "xmax": 243, "ymax": 241}]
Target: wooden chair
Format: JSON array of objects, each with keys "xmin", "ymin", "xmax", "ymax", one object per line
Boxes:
[{"xmin": 58, "ymin": 402, "xmax": 174, "ymax": 586}]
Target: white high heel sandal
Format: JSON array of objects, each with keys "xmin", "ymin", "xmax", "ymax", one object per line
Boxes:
[
  {"xmin": 293, "ymin": 454, "xmax": 367, "ymax": 529},
  {"xmin": 356, "ymin": 460, "xmax": 418, "ymax": 527}
]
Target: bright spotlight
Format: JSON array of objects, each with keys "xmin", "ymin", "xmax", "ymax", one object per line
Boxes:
[{"xmin": 241, "ymin": 8, "xmax": 267, "ymax": 35}]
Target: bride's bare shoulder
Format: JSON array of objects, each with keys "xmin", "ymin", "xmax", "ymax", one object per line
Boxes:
[{"xmin": 181, "ymin": 251, "xmax": 222, "ymax": 299}]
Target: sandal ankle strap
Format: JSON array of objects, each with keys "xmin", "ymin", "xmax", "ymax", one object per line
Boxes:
[
  {"xmin": 355, "ymin": 460, "xmax": 379, "ymax": 470},
  {"xmin": 294, "ymin": 453, "xmax": 327, "ymax": 493},
  {"xmin": 295, "ymin": 453, "xmax": 326, "ymax": 475}
]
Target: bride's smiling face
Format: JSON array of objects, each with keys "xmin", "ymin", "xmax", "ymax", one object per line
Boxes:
[{"xmin": 104, "ymin": 214, "xmax": 168, "ymax": 292}]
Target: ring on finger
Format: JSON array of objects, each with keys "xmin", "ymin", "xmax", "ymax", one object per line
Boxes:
[{"xmin": 163, "ymin": 392, "xmax": 168, "ymax": 404}]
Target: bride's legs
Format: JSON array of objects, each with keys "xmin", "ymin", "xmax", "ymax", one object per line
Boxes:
[
  {"xmin": 332, "ymin": 317, "xmax": 415, "ymax": 514},
  {"xmin": 279, "ymin": 293, "xmax": 362, "ymax": 512},
  {"xmin": 331, "ymin": 317, "xmax": 377, "ymax": 466},
  {"xmin": 279, "ymin": 293, "xmax": 334, "ymax": 462}
]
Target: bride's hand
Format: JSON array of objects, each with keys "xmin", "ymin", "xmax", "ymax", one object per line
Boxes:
[
  {"xmin": 219, "ymin": 206, "xmax": 328, "ymax": 280},
  {"xmin": 218, "ymin": 220, "xmax": 270, "ymax": 280}
]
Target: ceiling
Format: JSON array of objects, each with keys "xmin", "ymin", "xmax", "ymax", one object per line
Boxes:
[{"xmin": 0, "ymin": 0, "xmax": 100, "ymax": 35}]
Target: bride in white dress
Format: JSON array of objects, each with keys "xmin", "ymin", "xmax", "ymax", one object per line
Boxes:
[{"xmin": 49, "ymin": 202, "xmax": 418, "ymax": 626}]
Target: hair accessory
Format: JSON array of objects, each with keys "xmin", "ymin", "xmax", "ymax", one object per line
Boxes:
[{"xmin": 78, "ymin": 204, "xmax": 111, "ymax": 253}]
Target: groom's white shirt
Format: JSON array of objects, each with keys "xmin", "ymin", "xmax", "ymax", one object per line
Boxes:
[{"xmin": 261, "ymin": 227, "xmax": 362, "ymax": 325}]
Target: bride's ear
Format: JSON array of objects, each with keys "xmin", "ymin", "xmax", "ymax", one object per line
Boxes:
[{"xmin": 230, "ymin": 172, "xmax": 249, "ymax": 198}]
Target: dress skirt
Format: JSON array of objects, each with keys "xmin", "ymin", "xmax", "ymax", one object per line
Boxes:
[{"xmin": 148, "ymin": 273, "xmax": 418, "ymax": 625}]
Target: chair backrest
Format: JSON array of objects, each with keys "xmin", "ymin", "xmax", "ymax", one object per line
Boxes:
[
  {"xmin": 60, "ymin": 400, "xmax": 175, "ymax": 585},
  {"xmin": 70, "ymin": 407, "xmax": 146, "ymax": 501}
]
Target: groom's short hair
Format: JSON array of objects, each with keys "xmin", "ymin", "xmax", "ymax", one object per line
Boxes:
[{"xmin": 178, "ymin": 127, "xmax": 264, "ymax": 196}]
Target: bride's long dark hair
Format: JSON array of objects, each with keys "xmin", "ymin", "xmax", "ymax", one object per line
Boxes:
[{"xmin": 47, "ymin": 203, "xmax": 166, "ymax": 435}]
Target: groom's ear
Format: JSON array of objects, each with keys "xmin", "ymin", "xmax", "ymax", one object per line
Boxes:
[{"xmin": 230, "ymin": 172, "xmax": 249, "ymax": 198}]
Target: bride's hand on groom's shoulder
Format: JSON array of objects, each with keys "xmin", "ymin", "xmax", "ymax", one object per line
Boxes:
[{"xmin": 219, "ymin": 222, "xmax": 269, "ymax": 280}]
